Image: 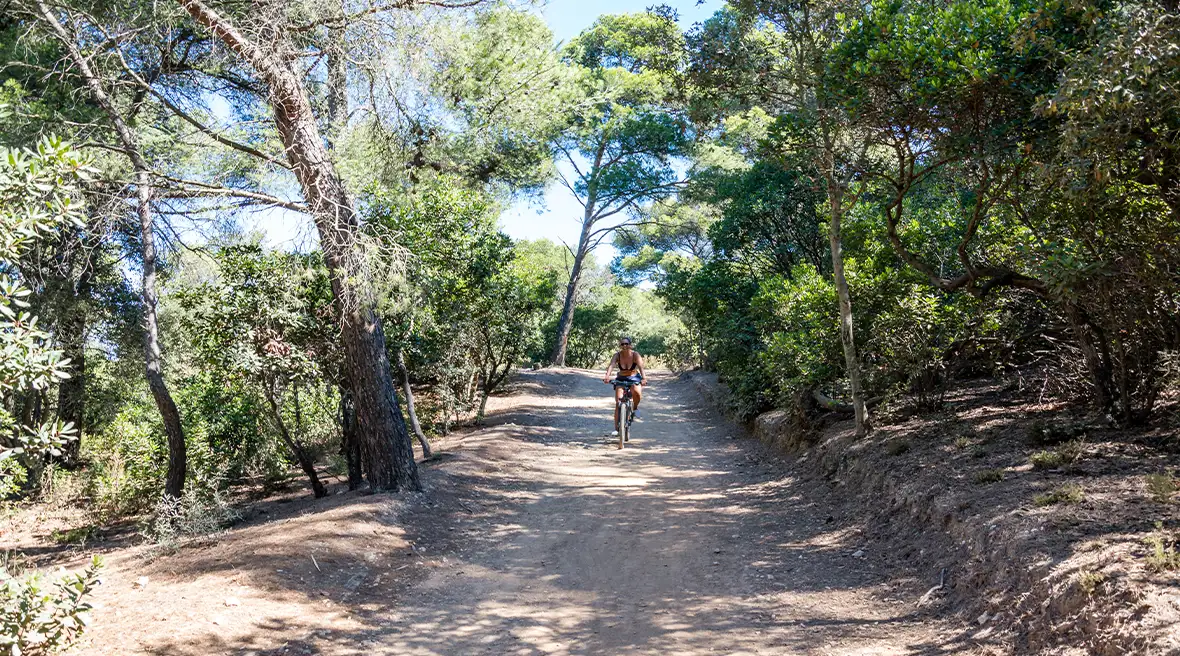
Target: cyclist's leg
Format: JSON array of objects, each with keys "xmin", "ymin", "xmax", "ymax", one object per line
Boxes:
[
  {"xmin": 613, "ymin": 385, "xmax": 624, "ymax": 426},
  {"xmin": 632, "ymin": 383, "xmax": 643, "ymax": 412}
]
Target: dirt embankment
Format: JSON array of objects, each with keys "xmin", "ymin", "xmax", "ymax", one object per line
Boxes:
[{"xmin": 683, "ymin": 370, "xmax": 1180, "ymax": 655}]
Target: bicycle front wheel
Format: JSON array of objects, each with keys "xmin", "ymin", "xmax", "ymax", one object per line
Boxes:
[
  {"xmin": 616, "ymin": 401, "xmax": 625, "ymax": 448},
  {"xmin": 620, "ymin": 401, "xmax": 628, "ymax": 449}
]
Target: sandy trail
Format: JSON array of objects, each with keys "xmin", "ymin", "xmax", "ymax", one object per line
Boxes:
[
  {"xmin": 373, "ymin": 368, "xmax": 967, "ymax": 655},
  {"xmin": 71, "ymin": 368, "xmax": 974, "ymax": 655}
]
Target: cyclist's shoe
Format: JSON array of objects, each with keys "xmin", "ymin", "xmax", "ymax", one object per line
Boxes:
[
  {"xmin": 611, "ymin": 430, "xmax": 620, "ymax": 437},
  {"xmin": 631, "ymin": 410, "xmax": 639, "ymax": 421}
]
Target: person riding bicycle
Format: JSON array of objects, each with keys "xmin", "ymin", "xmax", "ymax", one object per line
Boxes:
[{"xmin": 603, "ymin": 337, "xmax": 646, "ymax": 436}]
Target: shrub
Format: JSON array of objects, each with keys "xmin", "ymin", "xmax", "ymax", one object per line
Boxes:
[
  {"xmin": 1145, "ymin": 523, "xmax": 1180, "ymax": 573},
  {"xmin": 140, "ymin": 489, "xmax": 240, "ymax": 545},
  {"xmin": 1145, "ymin": 473, "xmax": 1178, "ymax": 504},
  {"xmin": 974, "ymin": 469, "xmax": 1005, "ymax": 484},
  {"xmin": 1077, "ymin": 570, "xmax": 1107, "ymax": 596},
  {"xmin": 1030, "ymin": 450, "xmax": 1063, "ymax": 470},
  {"xmin": 0, "ymin": 460, "xmax": 26, "ymax": 500},
  {"xmin": 1056, "ymin": 440, "xmax": 1086, "ymax": 469},
  {"xmin": 1025, "ymin": 420, "xmax": 1086, "ymax": 447},
  {"xmin": 1034, "ymin": 483, "xmax": 1085, "ymax": 506},
  {"xmin": 753, "ymin": 268, "xmax": 841, "ymax": 405},
  {"xmin": 0, "ymin": 556, "xmax": 103, "ymax": 656}
]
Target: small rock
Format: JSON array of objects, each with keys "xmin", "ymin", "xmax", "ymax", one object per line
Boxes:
[
  {"xmin": 712, "ymin": 561, "xmax": 720, "ymax": 566},
  {"xmin": 225, "ymin": 597, "xmax": 241, "ymax": 607},
  {"xmin": 852, "ymin": 549, "xmax": 865, "ymax": 559},
  {"xmin": 133, "ymin": 576, "xmax": 150, "ymax": 589},
  {"xmin": 713, "ymin": 548, "xmax": 722, "ymax": 554},
  {"xmin": 977, "ymin": 612, "xmax": 989, "ymax": 625}
]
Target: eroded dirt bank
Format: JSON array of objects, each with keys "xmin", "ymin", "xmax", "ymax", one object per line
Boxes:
[
  {"xmin": 66, "ymin": 369, "xmax": 988, "ymax": 655},
  {"xmin": 684, "ymin": 371, "xmax": 1180, "ymax": 656}
]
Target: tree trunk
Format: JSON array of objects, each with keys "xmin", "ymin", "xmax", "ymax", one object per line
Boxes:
[
  {"xmin": 395, "ymin": 348, "xmax": 432, "ymax": 458},
  {"xmin": 548, "ymin": 217, "xmax": 593, "ymax": 365},
  {"xmin": 1064, "ymin": 303, "xmax": 1113, "ymax": 412},
  {"xmin": 139, "ymin": 173, "xmax": 189, "ymax": 497},
  {"xmin": 827, "ymin": 181, "xmax": 870, "ymax": 437},
  {"xmin": 56, "ymin": 286, "xmax": 87, "ymax": 467},
  {"xmin": 34, "ymin": 1, "xmax": 188, "ymax": 496},
  {"xmin": 339, "ymin": 386, "xmax": 363, "ymax": 490},
  {"xmin": 464, "ymin": 369, "xmax": 477, "ymax": 406},
  {"xmin": 477, "ymin": 388, "xmax": 491, "ymax": 423},
  {"xmin": 177, "ymin": 0, "xmax": 419, "ymax": 491},
  {"xmin": 265, "ymin": 385, "xmax": 327, "ymax": 498}
]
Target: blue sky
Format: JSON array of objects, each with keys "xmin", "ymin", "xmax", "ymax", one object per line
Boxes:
[{"xmin": 240, "ymin": 0, "xmax": 724, "ymax": 253}]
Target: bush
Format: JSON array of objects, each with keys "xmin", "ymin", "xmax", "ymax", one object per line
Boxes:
[
  {"xmin": 556, "ymin": 303, "xmax": 628, "ymax": 369},
  {"xmin": 1034, "ymin": 483, "xmax": 1085, "ymax": 506},
  {"xmin": 1030, "ymin": 440, "xmax": 1086, "ymax": 472},
  {"xmin": 754, "ymin": 268, "xmax": 841, "ymax": 405},
  {"xmin": 974, "ymin": 468, "xmax": 1005, "ymax": 484},
  {"xmin": 1146, "ymin": 473, "xmax": 1178, "ymax": 504},
  {"xmin": 1030, "ymin": 450, "xmax": 1064, "ymax": 471},
  {"xmin": 140, "ymin": 489, "xmax": 240, "ymax": 545},
  {"xmin": 1145, "ymin": 522, "xmax": 1180, "ymax": 573},
  {"xmin": 79, "ymin": 400, "xmax": 167, "ymax": 520},
  {"xmin": 0, "ymin": 556, "xmax": 103, "ymax": 656}
]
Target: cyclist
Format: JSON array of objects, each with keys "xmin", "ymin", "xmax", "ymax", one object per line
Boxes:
[{"xmin": 603, "ymin": 337, "xmax": 647, "ymax": 436}]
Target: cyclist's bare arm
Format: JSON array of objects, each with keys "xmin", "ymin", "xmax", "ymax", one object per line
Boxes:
[
  {"xmin": 603, "ymin": 353, "xmax": 618, "ymax": 383},
  {"xmin": 636, "ymin": 353, "xmax": 649, "ymax": 385}
]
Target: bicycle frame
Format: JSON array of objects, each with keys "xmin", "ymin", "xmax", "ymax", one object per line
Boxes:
[{"xmin": 612, "ymin": 381, "xmax": 635, "ymax": 449}]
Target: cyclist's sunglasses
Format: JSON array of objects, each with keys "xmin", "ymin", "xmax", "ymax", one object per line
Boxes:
[{"xmin": 619, "ymin": 342, "xmax": 631, "ymax": 347}]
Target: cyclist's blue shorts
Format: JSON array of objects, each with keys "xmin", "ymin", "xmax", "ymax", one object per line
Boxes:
[{"xmin": 613, "ymin": 375, "xmax": 643, "ymax": 387}]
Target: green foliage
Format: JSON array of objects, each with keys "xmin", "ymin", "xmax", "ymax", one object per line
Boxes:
[
  {"xmin": 1034, "ymin": 483, "xmax": 1085, "ymax": 506},
  {"xmin": 754, "ymin": 267, "xmax": 841, "ymax": 402},
  {"xmin": 428, "ymin": 8, "xmax": 573, "ymax": 190},
  {"xmin": 560, "ymin": 304, "xmax": 628, "ymax": 369},
  {"xmin": 1077, "ymin": 570, "xmax": 1107, "ymax": 596},
  {"xmin": 1145, "ymin": 522, "xmax": 1180, "ymax": 573},
  {"xmin": 140, "ymin": 488, "xmax": 240, "ymax": 545},
  {"xmin": 974, "ymin": 468, "xmax": 1006, "ymax": 484},
  {"xmin": 1030, "ymin": 449, "xmax": 1064, "ymax": 471},
  {"xmin": 1145, "ymin": 473, "xmax": 1178, "ymax": 504},
  {"xmin": 0, "ymin": 132, "xmax": 92, "ymax": 486},
  {"xmin": 0, "ymin": 555, "xmax": 102, "ymax": 656}
]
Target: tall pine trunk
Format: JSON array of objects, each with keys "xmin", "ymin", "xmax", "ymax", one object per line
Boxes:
[
  {"xmin": 548, "ymin": 211, "xmax": 594, "ymax": 366},
  {"xmin": 35, "ymin": 1, "xmax": 188, "ymax": 495},
  {"xmin": 177, "ymin": 0, "xmax": 419, "ymax": 491}
]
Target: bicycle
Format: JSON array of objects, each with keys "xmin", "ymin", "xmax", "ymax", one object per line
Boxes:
[{"xmin": 611, "ymin": 380, "xmax": 636, "ymax": 449}]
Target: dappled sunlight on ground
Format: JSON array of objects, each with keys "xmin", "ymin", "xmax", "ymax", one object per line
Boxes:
[{"xmin": 70, "ymin": 368, "xmax": 978, "ymax": 655}]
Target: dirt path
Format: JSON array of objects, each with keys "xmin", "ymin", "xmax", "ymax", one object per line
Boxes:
[
  {"xmin": 367, "ymin": 369, "xmax": 971, "ymax": 655},
  {"xmin": 72, "ymin": 368, "xmax": 979, "ymax": 655}
]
